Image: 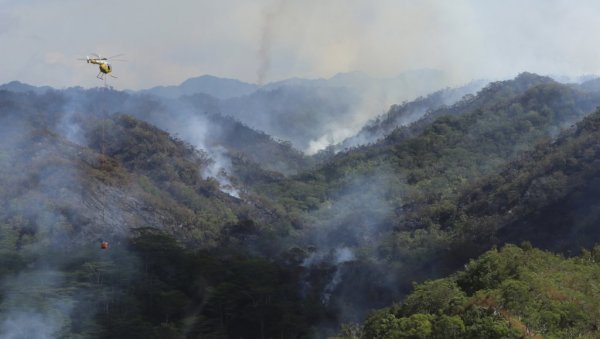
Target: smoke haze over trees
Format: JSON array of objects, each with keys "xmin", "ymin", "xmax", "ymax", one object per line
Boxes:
[
  {"xmin": 5, "ymin": 2, "xmax": 600, "ymax": 336},
  {"xmin": 3, "ymin": 71, "xmax": 600, "ymax": 337}
]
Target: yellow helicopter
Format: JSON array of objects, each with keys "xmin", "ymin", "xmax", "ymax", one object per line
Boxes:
[{"xmin": 79, "ymin": 53, "xmax": 125, "ymax": 80}]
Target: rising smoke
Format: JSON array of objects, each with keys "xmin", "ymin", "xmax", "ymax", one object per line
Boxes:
[
  {"xmin": 296, "ymin": 170, "xmax": 406, "ymax": 325},
  {"xmin": 0, "ymin": 270, "xmax": 74, "ymax": 339},
  {"xmin": 256, "ymin": 0, "xmax": 286, "ymax": 85},
  {"xmin": 125, "ymin": 95, "xmax": 243, "ymax": 198}
]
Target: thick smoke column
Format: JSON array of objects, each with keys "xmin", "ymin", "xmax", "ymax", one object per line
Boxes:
[{"xmin": 257, "ymin": 0, "xmax": 286, "ymax": 85}]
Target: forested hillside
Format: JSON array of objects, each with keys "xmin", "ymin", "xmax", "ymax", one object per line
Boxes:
[
  {"xmin": 64, "ymin": 87, "xmax": 313, "ymax": 175},
  {"xmin": 339, "ymin": 85, "xmax": 600, "ymax": 338},
  {"xmin": 394, "ymin": 106, "xmax": 600, "ymax": 265},
  {"xmin": 0, "ymin": 88, "xmax": 325, "ymax": 338},
  {"xmin": 0, "ymin": 89, "xmax": 297, "ymax": 248},
  {"xmin": 3, "ymin": 72, "xmax": 600, "ymax": 337},
  {"xmin": 239, "ymin": 73, "xmax": 600, "ymax": 326},
  {"xmin": 251, "ymin": 73, "xmax": 600, "ymax": 244},
  {"xmin": 355, "ymin": 244, "xmax": 600, "ymax": 338}
]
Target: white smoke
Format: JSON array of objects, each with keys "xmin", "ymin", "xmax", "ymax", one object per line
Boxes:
[
  {"xmin": 0, "ymin": 270, "xmax": 75, "ymax": 339},
  {"xmin": 168, "ymin": 111, "xmax": 241, "ymax": 198},
  {"xmin": 301, "ymin": 246, "xmax": 356, "ymax": 304},
  {"xmin": 320, "ymin": 247, "xmax": 356, "ymax": 304},
  {"xmin": 201, "ymin": 146, "xmax": 240, "ymax": 198},
  {"xmin": 1, "ymin": 312, "xmax": 60, "ymax": 339}
]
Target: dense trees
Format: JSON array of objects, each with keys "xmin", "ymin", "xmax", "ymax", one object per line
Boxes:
[
  {"xmin": 0, "ymin": 225, "xmax": 331, "ymax": 338},
  {"xmin": 245, "ymin": 74, "xmax": 600, "ymax": 297},
  {"xmin": 93, "ymin": 229, "xmax": 328, "ymax": 338},
  {"xmin": 253, "ymin": 74, "xmax": 600, "ymax": 223},
  {"xmin": 358, "ymin": 245, "xmax": 600, "ymax": 338}
]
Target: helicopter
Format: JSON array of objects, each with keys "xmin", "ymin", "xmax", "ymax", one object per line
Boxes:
[{"xmin": 79, "ymin": 53, "xmax": 125, "ymax": 80}]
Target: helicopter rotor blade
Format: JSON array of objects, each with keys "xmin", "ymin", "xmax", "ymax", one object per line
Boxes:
[
  {"xmin": 90, "ymin": 53, "xmax": 100, "ymax": 58},
  {"xmin": 107, "ymin": 54, "xmax": 124, "ymax": 60}
]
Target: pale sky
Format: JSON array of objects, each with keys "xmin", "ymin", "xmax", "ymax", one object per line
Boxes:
[{"xmin": 2, "ymin": 0, "xmax": 600, "ymax": 89}]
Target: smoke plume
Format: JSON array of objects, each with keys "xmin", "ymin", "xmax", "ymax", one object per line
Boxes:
[{"xmin": 256, "ymin": 0, "xmax": 286, "ymax": 85}]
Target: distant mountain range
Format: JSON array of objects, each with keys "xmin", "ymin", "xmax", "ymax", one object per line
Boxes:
[
  {"xmin": 140, "ymin": 69, "xmax": 473, "ymax": 152},
  {"xmin": 0, "ymin": 80, "xmax": 53, "ymax": 94},
  {"xmin": 3, "ymin": 71, "xmax": 473, "ymax": 153},
  {"xmin": 141, "ymin": 69, "xmax": 452, "ymax": 101},
  {"xmin": 140, "ymin": 75, "xmax": 259, "ymax": 99},
  {"xmin": 4, "ymin": 72, "xmax": 600, "ymax": 156}
]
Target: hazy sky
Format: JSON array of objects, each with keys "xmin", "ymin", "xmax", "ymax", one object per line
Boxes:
[{"xmin": 2, "ymin": 0, "xmax": 600, "ymax": 89}]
